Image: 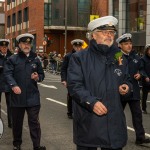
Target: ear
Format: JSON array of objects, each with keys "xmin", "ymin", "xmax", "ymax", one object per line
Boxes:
[
  {"xmin": 119, "ymin": 43, "xmax": 122, "ymax": 48},
  {"xmin": 92, "ymin": 32, "xmax": 97, "ymax": 40}
]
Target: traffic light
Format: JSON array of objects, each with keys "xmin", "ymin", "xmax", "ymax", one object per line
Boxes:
[{"xmin": 47, "ymin": 37, "xmax": 53, "ymax": 47}]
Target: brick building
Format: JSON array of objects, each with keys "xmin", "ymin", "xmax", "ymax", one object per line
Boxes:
[
  {"xmin": 4, "ymin": 0, "xmax": 108, "ymax": 55},
  {"xmin": 0, "ymin": 1, "xmax": 5, "ymax": 39}
]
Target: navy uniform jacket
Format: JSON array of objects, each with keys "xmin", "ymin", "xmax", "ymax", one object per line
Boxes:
[
  {"xmin": 122, "ymin": 50, "xmax": 144, "ymax": 100},
  {"xmin": 67, "ymin": 39, "xmax": 132, "ymax": 149},
  {"xmin": 141, "ymin": 54, "xmax": 150, "ymax": 88},
  {"xmin": 0, "ymin": 50, "xmax": 12, "ymax": 92},
  {"xmin": 61, "ymin": 49, "xmax": 76, "ymax": 82},
  {"xmin": 4, "ymin": 50, "xmax": 45, "ymax": 107}
]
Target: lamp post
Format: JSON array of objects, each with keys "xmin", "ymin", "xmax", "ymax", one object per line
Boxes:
[{"xmin": 64, "ymin": 0, "xmax": 67, "ymax": 55}]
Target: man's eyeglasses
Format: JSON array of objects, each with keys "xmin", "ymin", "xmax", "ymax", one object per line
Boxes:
[
  {"xmin": 96, "ymin": 30, "xmax": 116, "ymax": 36},
  {"xmin": 21, "ymin": 42, "xmax": 31, "ymax": 45}
]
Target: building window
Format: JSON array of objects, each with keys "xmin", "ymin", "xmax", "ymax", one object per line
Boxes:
[
  {"xmin": 23, "ymin": 7, "xmax": 28, "ymax": 22},
  {"xmin": 7, "ymin": 16, "xmax": 11, "ymax": 27},
  {"xmin": 113, "ymin": 0, "xmax": 119, "ymax": 20},
  {"xmin": 12, "ymin": 13, "xmax": 16, "ymax": 32},
  {"xmin": 77, "ymin": 0, "xmax": 91, "ymax": 27},
  {"xmin": 126, "ymin": 0, "xmax": 147, "ymax": 32},
  {"xmin": 7, "ymin": 0, "xmax": 11, "ymax": 5},
  {"xmin": 51, "ymin": 0, "xmax": 64, "ymax": 26},
  {"xmin": 17, "ymin": 10, "xmax": 22, "ymax": 30},
  {"xmin": 23, "ymin": 7, "xmax": 28, "ymax": 28},
  {"xmin": 44, "ymin": 2, "xmax": 51, "ymax": 26}
]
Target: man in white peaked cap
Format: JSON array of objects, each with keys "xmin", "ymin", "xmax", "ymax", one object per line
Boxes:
[
  {"xmin": 67, "ymin": 16, "xmax": 132, "ymax": 150},
  {"xmin": 141, "ymin": 44, "xmax": 150, "ymax": 115},
  {"xmin": 61, "ymin": 39, "xmax": 84, "ymax": 119},
  {"xmin": 116, "ymin": 33, "xmax": 150, "ymax": 145},
  {"xmin": 0, "ymin": 39, "xmax": 12, "ymax": 128},
  {"xmin": 4, "ymin": 33, "xmax": 46, "ymax": 150}
]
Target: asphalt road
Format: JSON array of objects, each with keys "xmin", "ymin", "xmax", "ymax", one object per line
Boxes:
[{"xmin": 0, "ymin": 72, "xmax": 150, "ymax": 150}]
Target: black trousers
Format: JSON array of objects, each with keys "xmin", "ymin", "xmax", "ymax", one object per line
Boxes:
[
  {"xmin": 12, "ymin": 106, "xmax": 41, "ymax": 148},
  {"xmin": 77, "ymin": 145, "xmax": 122, "ymax": 150},
  {"xmin": 67, "ymin": 93, "xmax": 72, "ymax": 116},
  {"xmin": 0, "ymin": 92, "xmax": 12, "ymax": 126},
  {"xmin": 122, "ymin": 100, "xmax": 145, "ymax": 141},
  {"xmin": 142, "ymin": 86, "xmax": 149, "ymax": 111}
]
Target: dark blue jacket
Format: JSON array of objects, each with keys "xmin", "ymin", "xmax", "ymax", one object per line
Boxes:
[
  {"xmin": 4, "ymin": 50, "xmax": 45, "ymax": 107},
  {"xmin": 122, "ymin": 50, "xmax": 144, "ymax": 100},
  {"xmin": 61, "ymin": 49, "xmax": 76, "ymax": 82},
  {"xmin": 0, "ymin": 50, "xmax": 12, "ymax": 92},
  {"xmin": 67, "ymin": 40, "xmax": 132, "ymax": 149},
  {"xmin": 141, "ymin": 54, "xmax": 150, "ymax": 87}
]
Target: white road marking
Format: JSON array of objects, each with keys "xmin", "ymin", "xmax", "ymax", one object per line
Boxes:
[
  {"xmin": 147, "ymin": 101, "xmax": 150, "ymax": 103},
  {"xmin": 127, "ymin": 126, "xmax": 150, "ymax": 137},
  {"xmin": 46, "ymin": 98, "xmax": 67, "ymax": 106},
  {"xmin": 46, "ymin": 97, "xmax": 150, "ymax": 138},
  {"xmin": 38, "ymin": 83, "xmax": 57, "ymax": 89}
]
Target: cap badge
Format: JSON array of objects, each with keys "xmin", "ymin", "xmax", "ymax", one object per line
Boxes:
[
  {"xmin": 108, "ymin": 22, "xmax": 113, "ymax": 26},
  {"xmin": 26, "ymin": 38, "xmax": 30, "ymax": 42},
  {"xmin": 3, "ymin": 42, "xmax": 6, "ymax": 45}
]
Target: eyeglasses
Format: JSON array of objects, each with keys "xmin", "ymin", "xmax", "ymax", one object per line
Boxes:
[
  {"xmin": 96, "ymin": 30, "xmax": 116, "ymax": 36},
  {"xmin": 21, "ymin": 42, "xmax": 31, "ymax": 45}
]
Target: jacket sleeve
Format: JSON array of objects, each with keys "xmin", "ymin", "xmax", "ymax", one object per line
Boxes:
[
  {"xmin": 67, "ymin": 53, "xmax": 98, "ymax": 111},
  {"xmin": 140, "ymin": 58, "xmax": 148, "ymax": 78},
  {"xmin": 36, "ymin": 57, "xmax": 45, "ymax": 82},
  {"xmin": 4, "ymin": 57, "xmax": 18, "ymax": 88},
  {"xmin": 61, "ymin": 55, "xmax": 69, "ymax": 82},
  {"xmin": 119, "ymin": 63, "xmax": 133, "ymax": 100}
]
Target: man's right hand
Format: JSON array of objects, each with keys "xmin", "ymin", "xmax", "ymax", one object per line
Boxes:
[
  {"xmin": 61, "ymin": 81, "xmax": 67, "ymax": 87},
  {"xmin": 145, "ymin": 77, "xmax": 150, "ymax": 82},
  {"xmin": 12, "ymin": 86, "xmax": 21, "ymax": 94},
  {"xmin": 93, "ymin": 101, "xmax": 107, "ymax": 116}
]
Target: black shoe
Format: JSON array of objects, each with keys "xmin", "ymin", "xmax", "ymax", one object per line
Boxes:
[
  {"xmin": 13, "ymin": 145, "xmax": 21, "ymax": 150},
  {"xmin": 34, "ymin": 146, "xmax": 46, "ymax": 150},
  {"xmin": 135, "ymin": 138, "xmax": 150, "ymax": 145}
]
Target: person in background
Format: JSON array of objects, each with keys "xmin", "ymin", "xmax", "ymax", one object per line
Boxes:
[
  {"xmin": 4, "ymin": 33, "xmax": 46, "ymax": 150},
  {"xmin": 116, "ymin": 33, "xmax": 150, "ymax": 145},
  {"xmin": 0, "ymin": 39, "xmax": 12, "ymax": 128},
  {"xmin": 42, "ymin": 53, "xmax": 48, "ymax": 69},
  {"xmin": 141, "ymin": 44, "xmax": 150, "ymax": 114},
  {"xmin": 49, "ymin": 51, "xmax": 57, "ymax": 74},
  {"xmin": 67, "ymin": 16, "xmax": 132, "ymax": 150},
  {"xmin": 61, "ymin": 39, "xmax": 84, "ymax": 119}
]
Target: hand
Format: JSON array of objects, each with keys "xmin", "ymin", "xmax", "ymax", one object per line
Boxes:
[
  {"xmin": 12, "ymin": 86, "xmax": 21, "ymax": 94},
  {"xmin": 119, "ymin": 84, "xmax": 129, "ymax": 95},
  {"xmin": 118, "ymin": 56, "xmax": 123, "ymax": 65},
  {"xmin": 134, "ymin": 73, "xmax": 141, "ymax": 80},
  {"xmin": 145, "ymin": 77, "xmax": 150, "ymax": 82},
  {"xmin": 31, "ymin": 72, "xmax": 39, "ymax": 81},
  {"xmin": 93, "ymin": 101, "xmax": 107, "ymax": 116},
  {"xmin": 61, "ymin": 81, "xmax": 67, "ymax": 87}
]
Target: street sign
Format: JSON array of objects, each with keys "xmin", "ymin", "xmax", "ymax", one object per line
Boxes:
[
  {"xmin": 90, "ymin": 15, "xmax": 99, "ymax": 21},
  {"xmin": 82, "ymin": 41, "xmax": 88, "ymax": 49},
  {"xmin": 43, "ymin": 41, "xmax": 47, "ymax": 46}
]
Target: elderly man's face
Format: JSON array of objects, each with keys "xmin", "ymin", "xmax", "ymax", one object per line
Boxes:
[
  {"xmin": 92, "ymin": 30, "xmax": 116, "ymax": 47},
  {"xmin": 0, "ymin": 46, "xmax": 8, "ymax": 54},
  {"xmin": 19, "ymin": 42, "xmax": 32, "ymax": 54}
]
